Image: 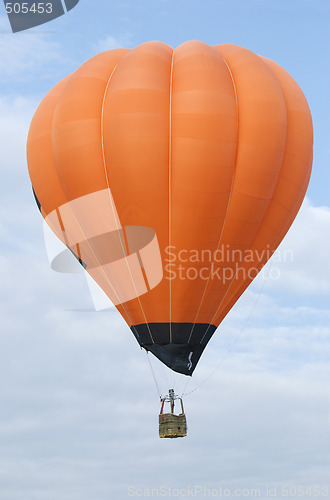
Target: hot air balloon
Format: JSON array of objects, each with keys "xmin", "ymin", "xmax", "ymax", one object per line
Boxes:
[{"xmin": 27, "ymin": 41, "xmax": 313, "ymax": 385}]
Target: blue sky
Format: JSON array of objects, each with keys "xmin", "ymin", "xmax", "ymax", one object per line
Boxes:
[{"xmin": 0, "ymin": 1, "xmax": 329, "ymax": 499}]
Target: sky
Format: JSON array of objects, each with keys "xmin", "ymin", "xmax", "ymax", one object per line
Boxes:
[{"xmin": 0, "ymin": 1, "xmax": 329, "ymax": 499}]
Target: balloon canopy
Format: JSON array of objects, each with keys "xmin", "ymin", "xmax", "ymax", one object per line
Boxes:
[{"xmin": 27, "ymin": 41, "xmax": 313, "ymax": 375}]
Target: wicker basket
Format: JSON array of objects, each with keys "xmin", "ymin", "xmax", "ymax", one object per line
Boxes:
[{"xmin": 159, "ymin": 412, "xmax": 187, "ymax": 438}]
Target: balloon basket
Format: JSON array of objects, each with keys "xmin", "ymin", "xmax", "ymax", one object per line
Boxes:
[{"xmin": 159, "ymin": 389, "xmax": 187, "ymax": 439}]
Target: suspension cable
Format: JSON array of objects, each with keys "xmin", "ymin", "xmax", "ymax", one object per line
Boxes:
[{"xmin": 183, "ymin": 260, "xmax": 274, "ymax": 397}]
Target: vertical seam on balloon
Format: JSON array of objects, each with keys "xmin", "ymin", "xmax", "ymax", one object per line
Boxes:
[
  {"xmin": 210, "ymin": 59, "xmax": 313, "ymax": 326},
  {"xmin": 187, "ymin": 54, "xmax": 240, "ymax": 345},
  {"xmin": 208, "ymin": 172, "xmax": 307, "ymax": 332},
  {"xmin": 168, "ymin": 48, "xmax": 175, "ymax": 344},
  {"xmin": 204, "ymin": 56, "xmax": 291, "ymax": 333},
  {"xmin": 100, "ymin": 55, "xmax": 155, "ymax": 344},
  {"xmin": 49, "ymin": 76, "xmax": 132, "ymax": 316}
]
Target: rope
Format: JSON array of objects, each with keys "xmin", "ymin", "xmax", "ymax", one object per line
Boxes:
[{"xmin": 145, "ymin": 351, "xmax": 162, "ymax": 399}]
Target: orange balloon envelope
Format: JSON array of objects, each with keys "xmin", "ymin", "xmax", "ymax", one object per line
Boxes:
[{"xmin": 27, "ymin": 41, "xmax": 313, "ymax": 375}]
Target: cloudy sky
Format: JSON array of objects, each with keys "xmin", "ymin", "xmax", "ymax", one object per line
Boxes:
[{"xmin": 0, "ymin": 1, "xmax": 329, "ymax": 499}]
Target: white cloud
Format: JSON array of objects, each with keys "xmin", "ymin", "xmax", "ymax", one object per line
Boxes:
[
  {"xmin": 252, "ymin": 198, "xmax": 330, "ymax": 297},
  {"xmin": 95, "ymin": 34, "xmax": 134, "ymax": 53},
  {"xmin": 0, "ymin": 95, "xmax": 37, "ymax": 191},
  {"xmin": 0, "ymin": 16, "xmax": 71, "ymax": 83}
]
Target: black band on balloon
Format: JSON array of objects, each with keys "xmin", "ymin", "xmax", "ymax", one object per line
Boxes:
[
  {"xmin": 131, "ymin": 322, "xmax": 217, "ymax": 375},
  {"xmin": 32, "ymin": 187, "xmax": 41, "ymax": 212}
]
